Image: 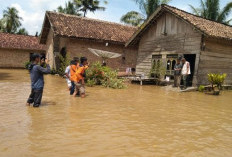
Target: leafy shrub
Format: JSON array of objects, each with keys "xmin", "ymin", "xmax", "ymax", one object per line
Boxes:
[
  {"xmin": 56, "ymin": 54, "xmax": 71, "ymax": 76},
  {"xmin": 86, "ymin": 62, "xmax": 126, "ymax": 89},
  {"xmin": 208, "ymin": 73, "xmax": 227, "ymax": 88},
  {"xmin": 50, "ymin": 68, "xmax": 58, "ymax": 75},
  {"xmin": 150, "ymin": 60, "xmax": 166, "ymax": 79},
  {"xmin": 86, "ymin": 79, "xmax": 96, "ymax": 87},
  {"xmin": 24, "ymin": 61, "xmax": 31, "ymax": 69},
  {"xmin": 198, "ymin": 85, "xmax": 205, "ymax": 92}
]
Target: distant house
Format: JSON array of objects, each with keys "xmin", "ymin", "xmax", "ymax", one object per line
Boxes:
[
  {"xmin": 39, "ymin": 11, "xmax": 138, "ymax": 71},
  {"xmin": 0, "ymin": 33, "xmax": 46, "ymax": 68},
  {"xmin": 126, "ymin": 5, "xmax": 232, "ymax": 86}
]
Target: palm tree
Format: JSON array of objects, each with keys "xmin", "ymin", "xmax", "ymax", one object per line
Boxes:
[
  {"xmin": 57, "ymin": 1, "xmax": 82, "ymax": 16},
  {"xmin": 120, "ymin": 11, "xmax": 145, "ymax": 26},
  {"xmin": 121, "ymin": 0, "xmax": 171, "ymax": 26},
  {"xmin": 189, "ymin": 0, "xmax": 232, "ymax": 25},
  {"xmin": 0, "ymin": 19, "xmax": 3, "ymax": 32},
  {"xmin": 73, "ymin": 0, "xmax": 107, "ymax": 17},
  {"xmin": 2, "ymin": 7, "xmax": 22, "ymax": 33},
  {"xmin": 17, "ymin": 28, "xmax": 28, "ymax": 35}
]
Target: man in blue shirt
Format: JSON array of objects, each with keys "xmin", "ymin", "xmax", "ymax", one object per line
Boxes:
[{"xmin": 26, "ymin": 53, "xmax": 51, "ymax": 107}]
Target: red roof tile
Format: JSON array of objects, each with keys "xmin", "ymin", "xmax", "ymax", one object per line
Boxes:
[
  {"xmin": 0, "ymin": 33, "xmax": 46, "ymax": 51},
  {"xmin": 45, "ymin": 11, "xmax": 137, "ymax": 44}
]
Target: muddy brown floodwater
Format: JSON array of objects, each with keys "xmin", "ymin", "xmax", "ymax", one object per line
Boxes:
[{"xmin": 0, "ymin": 69, "xmax": 232, "ymax": 157}]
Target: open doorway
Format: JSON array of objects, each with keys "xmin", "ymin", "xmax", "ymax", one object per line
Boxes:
[{"xmin": 184, "ymin": 54, "xmax": 196, "ymax": 86}]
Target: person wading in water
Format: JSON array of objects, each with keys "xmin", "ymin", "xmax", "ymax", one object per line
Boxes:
[{"xmin": 26, "ymin": 53, "xmax": 51, "ymax": 107}]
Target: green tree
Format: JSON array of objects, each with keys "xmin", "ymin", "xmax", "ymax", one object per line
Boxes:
[
  {"xmin": 189, "ymin": 0, "xmax": 232, "ymax": 25},
  {"xmin": 0, "ymin": 19, "xmax": 3, "ymax": 32},
  {"xmin": 57, "ymin": 1, "xmax": 82, "ymax": 16},
  {"xmin": 73, "ymin": 0, "xmax": 107, "ymax": 17},
  {"xmin": 17, "ymin": 28, "xmax": 28, "ymax": 35},
  {"xmin": 2, "ymin": 7, "xmax": 22, "ymax": 33},
  {"xmin": 120, "ymin": 11, "xmax": 145, "ymax": 26},
  {"xmin": 121, "ymin": 0, "xmax": 171, "ymax": 26}
]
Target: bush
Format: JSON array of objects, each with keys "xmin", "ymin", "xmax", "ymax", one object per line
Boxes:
[
  {"xmin": 86, "ymin": 79, "xmax": 96, "ymax": 87},
  {"xmin": 150, "ymin": 60, "xmax": 166, "ymax": 79},
  {"xmin": 50, "ymin": 68, "xmax": 58, "ymax": 75},
  {"xmin": 86, "ymin": 62, "xmax": 126, "ymax": 89},
  {"xmin": 198, "ymin": 85, "xmax": 205, "ymax": 92},
  {"xmin": 208, "ymin": 73, "xmax": 227, "ymax": 88},
  {"xmin": 24, "ymin": 61, "xmax": 31, "ymax": 69},
  {"xmin": 56, "ymin": 54, "xmax": 71, "ymax": 76}
]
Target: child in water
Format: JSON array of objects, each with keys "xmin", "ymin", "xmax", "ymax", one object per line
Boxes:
[{"xmin": 73, "ymin": 57, "xmax": 88, "ymax": 98}]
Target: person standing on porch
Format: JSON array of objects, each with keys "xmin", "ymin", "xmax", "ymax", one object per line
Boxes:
[
  {"xmin": 181, "ymin": 58, "xmax": 191, "ymax": 89},
  {"xmin": 173, "ymin": 59, "xmax": 182, "ymax": 88}
]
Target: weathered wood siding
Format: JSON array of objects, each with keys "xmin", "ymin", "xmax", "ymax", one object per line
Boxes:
[
  {"xmin": 136, "ymin": 12, "xmax": 202, "ymax": 85},
  {"xmin": 198, "ymin": 38, "xmax": 232, "ymax": 85}
]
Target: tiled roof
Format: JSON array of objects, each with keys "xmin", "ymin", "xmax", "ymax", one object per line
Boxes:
[
  {"xmin": 164, "ymin": 5, "xmax": 232, "ymax": 40},
  {"xmin": 126, "ymin": 4, "xmax": 232, "ymax": 46},
  {"xmin": 0, "ymin": 33, "xmax": 46, "ymax": 51},
  {"xmin": 45, "ymin": 11, "xmax": 137, "ymax": 44}
]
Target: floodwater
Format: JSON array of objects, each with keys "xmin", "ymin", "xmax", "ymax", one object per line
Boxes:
[{"xmin": 0, "ymin": 69, "xmax": 232, "ymax": 157}]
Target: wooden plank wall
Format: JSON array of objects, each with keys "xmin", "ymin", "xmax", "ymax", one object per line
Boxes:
[
  {"xmin": 136, "ymin": 12, "xmax": 201, "ymax": 85},
  {"xmin": 198, "ymin": 38, "xmax": 232, "ymax": 85}
]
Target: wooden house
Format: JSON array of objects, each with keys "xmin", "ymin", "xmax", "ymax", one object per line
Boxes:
[{"xmin": 126, "ymin": 5, "xmax": 232, "ymax": 86}]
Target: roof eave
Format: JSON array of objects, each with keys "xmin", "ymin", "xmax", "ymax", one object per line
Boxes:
[
  {"xmin": 126, "ymin": 5, "xmax": 232, "ymax": 47},
  {"xmin": 56, "ymin": 34, "xmax": 126, "ymax": 45},
  {"xmin": 39, "ymin": 12, "xmax": 53, "ymax": 45}
]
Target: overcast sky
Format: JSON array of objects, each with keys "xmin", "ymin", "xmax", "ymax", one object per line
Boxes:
[{"xmin": 0, "ymin": 0, "xmax": 231, "ymax": 35}]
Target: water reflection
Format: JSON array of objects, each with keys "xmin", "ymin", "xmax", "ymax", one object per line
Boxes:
[{"xmin": 0, "ymin": 69, "xmax": 232, "ymax": 157}]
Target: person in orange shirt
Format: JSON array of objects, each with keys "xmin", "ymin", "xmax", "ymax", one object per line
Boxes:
[
  {"xmin": 70, "ymin": 57, "xmax": 79, "ymax": 95},
  {"xmin": 73, "ymin": 57, "xmax": 88, "ymax": 98}
]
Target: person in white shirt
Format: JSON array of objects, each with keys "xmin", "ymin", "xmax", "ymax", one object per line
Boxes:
[
  {"xmin": 181, "ymin": 58, "xmax": 191, "ymax": 89},
  {"xmin": 65, "ymin": 62, "xmax": 72, "ymax": 90}
]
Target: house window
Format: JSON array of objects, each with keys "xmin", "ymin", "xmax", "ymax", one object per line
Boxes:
[
  {"xmin": 151, "ymin": 55, "xmax": 162, "ymax": 78},
  {"xmin": 166, "ymin": 54, "xmax": 178, "ymax": 76}
]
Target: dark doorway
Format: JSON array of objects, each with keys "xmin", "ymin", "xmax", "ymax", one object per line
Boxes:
[
  {"xmin": 184, "ymin": 54, "xmax": 196, "ymax": 86},
  {"xmin": 60, "ymin": 47, "xmax": 67, "ymax": 58}
]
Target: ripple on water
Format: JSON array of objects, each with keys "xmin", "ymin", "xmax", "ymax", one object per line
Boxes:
[{"xmin": 0, "ymin": 69, "xmax": 232, "ymax": 157}]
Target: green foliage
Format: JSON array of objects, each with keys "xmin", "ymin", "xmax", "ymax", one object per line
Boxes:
[
  {"xmin": 24, "ymin": 61, "xmax": 31, "ymax": 69},
  {"xmin": 0, "ymin": 7, "xmax": 29, "ymax": 34},
  {"xmin": 1, "ymin": 7, "xmax": 22, "ymax": 33},
  {"xmin": 198, "ymin": 85, "xmax": 205, "ymax": 92},
  {"xmin": 189, "ymin": 0, "xmax": 232, "ymax": 25},
  {"xmin": 208, "ymin": 73, "xmax": 227, "ymax": 88},
  {"xmin": 86, "ymin": 62, "xmax": 126, "ymax": 89},
  {"xmin": 150, "ymin": 60, "xmax": 166, "ymax": 79},
  {"xmin": 57, "ymin": 1, "xmax": 82, "ymax": 16},
  {"xmin": 56, "ymin": 54, "xmax": 71, "ymax": 76},
  {"xmin": 74, "ymin": 0, "xmax": 107, "ymax": 17},
  {"xmin": 86, "ymin": 79, "xmax": 96, "ymax": 87},
  {"xmin": 17, "ymin": 28, "xmax": 28, "ymax": 35},
  {"xmin": 120, "ymin": 11, "xmax": 145, "ymax": 26},
  {"xmin": 121, "ymin": 0, "xmax": 171, "ymax": 26},
  {"xmin": 50, "ymin": 69, "xmax": 58, "ymax": 75}
]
